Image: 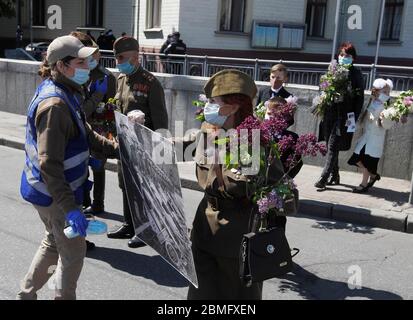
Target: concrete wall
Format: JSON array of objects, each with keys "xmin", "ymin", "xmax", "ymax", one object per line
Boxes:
[{"xmin": 1, "ymin": 58, "xmax": 412, "ymax": 180}]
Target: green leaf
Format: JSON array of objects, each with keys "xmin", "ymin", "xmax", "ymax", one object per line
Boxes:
[{"xmin": 214, "ymin": 137, "xmax": 229, "ymax": 146}]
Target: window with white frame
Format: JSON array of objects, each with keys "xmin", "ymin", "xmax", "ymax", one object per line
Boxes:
[
  {"xmin": 381, "ymin": 0, "xmax": 404, "ymax": 40},
  {"xmin": 251, "ymin": 21, "xmax": 305, "ymax": 49},
  {"xmin": 146, "ymin": 0, "xmax": 162, "ymax": 29},
  {"xmin": 86, "ymin": 0, "xmax": 104, "ymax": 27},
  {"xmin": 219, "ymin": 0, "xmax": 246, "ymax": 32},
  {"xmin": 251, "ymin": 22, "xmax": 279, "ymax": 48},
  {"xmin": 305, "ymin": 0, "xmax": 327, "ymax": 38},
  {"xmin": 33, "ymin": 0, "xmax": 46, "ymax": 26}
]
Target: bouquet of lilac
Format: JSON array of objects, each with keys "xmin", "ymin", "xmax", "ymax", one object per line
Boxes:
[
  {"xmin": 221, "ymin": 113, "xmax": 326, "ymax": 217},
  {"xmin": 312, "ymin": 59, "xmax": 352, "ymax": 117},
  {"xmin": 382, "ymin": 89, "xmax": 412, "ymax": 123}
]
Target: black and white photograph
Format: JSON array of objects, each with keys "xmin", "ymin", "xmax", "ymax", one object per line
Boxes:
[{"xmin": 115, "ymin": 111, "xmax": 197, "ymax": 288}]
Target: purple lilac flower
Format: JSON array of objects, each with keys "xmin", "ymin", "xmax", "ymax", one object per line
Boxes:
[
  {"xmin": 294, "ymin": 134, "xmax": 327, "ymax": 157},
  {"xmin": 278, "ymin": 135, "xmax": 295, "ymax": 154},
  {"xmin": 403, "ymin": 96, "xmax": 413, "ymax": 106},
  {"xmin": 320, "ymin": 81, "xmax": 330, "ymax": 90},
  {"xmin": 237, "ymin": 116, "xmax": 270, "ymax": 145},
  {"xmin": 261, "ymin": 117, "xmax": 288, "ymax": 140},
  {"xmin": 268, "ymin": 191, "xmax": 283, "ymax": 210},
  {"xmin": 257, "ymin": 197, "xmax": 269, "ymax": 214}
]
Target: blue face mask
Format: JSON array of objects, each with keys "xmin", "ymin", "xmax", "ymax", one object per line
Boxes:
[
  {"xmin": 204, "ymin": 102, "xmax": 228, "ymax": 127},
  {"xmin": 117, "ymin": 59, "xmax": 136, "ymax": 75},
  {"xmin": 339, "ymin": 56, "xmax": 353, "ymax": 65},
  {"xmin": 69, "ymin": 68, "xmax": 90, "ymax": 85},
  {"xmin": 378, "ymin": 93, "xmax": 390, "ymax": 103},
  {"xmin": 88, "ymin": 58, "xmax": 98, "ymax": 70}
]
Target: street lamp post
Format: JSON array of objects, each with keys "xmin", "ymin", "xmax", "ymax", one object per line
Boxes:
[
  {"xmin": 29, "ymin": 0, "xmax": 33, "ymax": 50},
  {"xmin": 331, "ymin": 0, "xmax": 342, "ymax": 61},
  {"xmin": 372, "ymin": 0, "xmax": 386, "ymax": 87}
]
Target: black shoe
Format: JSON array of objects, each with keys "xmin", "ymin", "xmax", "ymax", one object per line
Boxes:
[
  {"xmin": 128, "ymin": 235, "xmax": 147, "ymax": 248},
  {"xmin": 327, "ymin": 174, "xmax": 340, "ymax": 185},
  {"xmin": 352, "ymin": 184, "xmax": 369, "ymax": 193},
  {"xmin": 107, "ymin": 224, "xmax": 134, "ymax": 239},
  {"xmin": 314, "ymin": 177, "xmax": 327, "ymax": 189},
  {"xmin": 86, "ymin": 240, "xmax": 96, "ymax": 251},
  {"xmin": 367, "ymin": 174, "xmax": 381, "ymax": 188},
  {"xmin": 84, "ymin": 205, "xmax": 105, "ymax": 216}
]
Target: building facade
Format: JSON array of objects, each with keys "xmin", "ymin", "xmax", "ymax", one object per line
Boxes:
[
  {"xmin": 0, "ymin": 0, "xmax": 412, "ymax": 64},
  {"xmin": 136, "ymin": 0, "xmax": 413, "ymax": 64}
]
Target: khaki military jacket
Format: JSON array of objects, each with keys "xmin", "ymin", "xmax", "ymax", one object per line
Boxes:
[
  {"xmin": 115, "ymin": 65, "xmax": 168, "ymax": 130},
  {"xmin": 190, "ymin": 123, "xmax": 285, "ymax": 258}
]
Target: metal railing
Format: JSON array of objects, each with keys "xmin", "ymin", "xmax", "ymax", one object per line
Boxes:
[{"xmin": 99, "ymin": 50, "xmax": 413, "ymax": 91}]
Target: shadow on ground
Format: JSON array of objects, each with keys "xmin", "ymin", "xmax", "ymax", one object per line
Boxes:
[
  {"xmin": 96, "ymin": 211, "xmax": 124, "ymax": 223},
  {"xmin": 310, "ymin": 220, "xmax": 375, "ymax": 234},
  {"xmin": 86, "ymin": 246, "xmax": 189, "ymax": 288},
  {"xmin": 271, "ymin": 263, "xmax": 402, "ymax": 300}
]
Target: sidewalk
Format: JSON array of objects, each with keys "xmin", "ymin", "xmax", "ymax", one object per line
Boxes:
[{"xmin": 1, "ymin": 111, "xmax": 412, "ymax": 233}]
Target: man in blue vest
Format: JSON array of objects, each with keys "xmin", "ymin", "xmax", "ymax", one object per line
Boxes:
[{"xmin": 17, "ymin": 35, "xmax": 119, "ymax": 300}]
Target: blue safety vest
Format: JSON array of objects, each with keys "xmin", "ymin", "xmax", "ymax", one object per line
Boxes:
[{"xmin": 20, "ymin": 79, "xmax": 90, "ymax": 207}]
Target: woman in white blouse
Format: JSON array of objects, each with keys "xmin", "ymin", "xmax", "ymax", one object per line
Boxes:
[{"xmin": 347, "ymin": 78, "xmax": 394, "ymax": 193}]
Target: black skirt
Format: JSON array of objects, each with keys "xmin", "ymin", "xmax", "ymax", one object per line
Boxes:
[{"xmin": 348, "ymin": 145, "xmax": 379, "ymax": 175}]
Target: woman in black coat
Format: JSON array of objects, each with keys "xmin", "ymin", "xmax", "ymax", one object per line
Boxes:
[{"xmin": 315, "ymin": 42, "xmax": 365, "ymax": 189}]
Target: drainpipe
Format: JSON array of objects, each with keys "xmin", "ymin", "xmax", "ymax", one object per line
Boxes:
[{"xmin": 133, "ymin": 0, "xmax": 140, "ymax": 40}]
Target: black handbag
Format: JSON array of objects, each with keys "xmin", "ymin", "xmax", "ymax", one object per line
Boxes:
[{"xmin": 239, "ymin": 216, "xmax": 299, "ymax": 287}]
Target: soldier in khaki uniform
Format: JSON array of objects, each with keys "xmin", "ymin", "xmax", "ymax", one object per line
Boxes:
[
  {"xmin": 17, "ymin": 36, "xmax": 119, "ymax": 300},
  {"xmin": 187, "ymin": 70, "xmax": 286, "ymax": 300},
  {"xmin": 106, "ymin": 36, "xmax": 169, "ymax": 248}
]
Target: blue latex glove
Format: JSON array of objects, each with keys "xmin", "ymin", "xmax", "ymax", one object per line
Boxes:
[
  {"xmin": 65, "ymin": 209, "xmax": 88, "ymax": 237},
  {"xmin": 89, "ymin": 157, "xmax": 103, "ymax": 170},
  {"xmin": 89, "ymin": 75, "xmax": 108, "ymax": 95}
]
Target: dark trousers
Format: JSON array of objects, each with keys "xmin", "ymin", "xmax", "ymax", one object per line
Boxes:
[
  {"xmin": 321, "ymin": 126, "xmax": 340, "ymax": 180},
  {"xmin": 117, "ymin": 161, "xmax": 134, "ymax": 229},
  {"xmin": 122, "ymin": 191, "xmax": 134, "ymax": 227},
  {"xmin": 83, "ymin": 159, "xmax": 106, "ymax": 209},
  {"xmin": 187, "ymin": 246, "xmax": 262, "ymax": 300}
]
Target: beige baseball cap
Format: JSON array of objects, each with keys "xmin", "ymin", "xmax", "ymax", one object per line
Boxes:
[{"xmin": 46, "ymin": 35, "xmax": 97, "ymax": 65}]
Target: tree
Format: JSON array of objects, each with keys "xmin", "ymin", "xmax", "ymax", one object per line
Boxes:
[{"xmin": 0, "ymin": 0, "xmax": 16, "ymax": 18}]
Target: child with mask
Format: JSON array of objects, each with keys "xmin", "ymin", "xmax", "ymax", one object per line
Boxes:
[{"xmin": 347, "ymin": 78, "xmax": 394, "ymax": 193}]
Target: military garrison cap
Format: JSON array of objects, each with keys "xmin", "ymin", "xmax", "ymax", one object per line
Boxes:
[
  {"xmin": 204, "ymin": 69, "xmax": 257, "ymax": 99},
  {"xmin": 113, "ymin": 36, "xmax": 139, "ymax": 55}
]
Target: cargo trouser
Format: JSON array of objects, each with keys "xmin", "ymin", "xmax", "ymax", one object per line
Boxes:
[{"xmin": 16, "ymin": 202, "xmax": 86, "ymax": 300}]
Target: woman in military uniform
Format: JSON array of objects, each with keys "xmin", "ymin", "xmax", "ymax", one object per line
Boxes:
[{"xmin": 187, "ymin": 70, "xmax": 286, "ymax": 300}]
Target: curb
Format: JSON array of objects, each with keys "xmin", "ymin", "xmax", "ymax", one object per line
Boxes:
[
  {"xmin": 1, "ymin": 136, "xmax": 411, "ymax": 233},
  {"xmin": 299, "ymin": 199, "xmax": 409, "ymax": 232}
]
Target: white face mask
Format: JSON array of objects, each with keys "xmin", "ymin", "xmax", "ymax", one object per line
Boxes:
[{"xmin": 204, "ymin": 102, "xmax": 228, "ymax": 127}]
